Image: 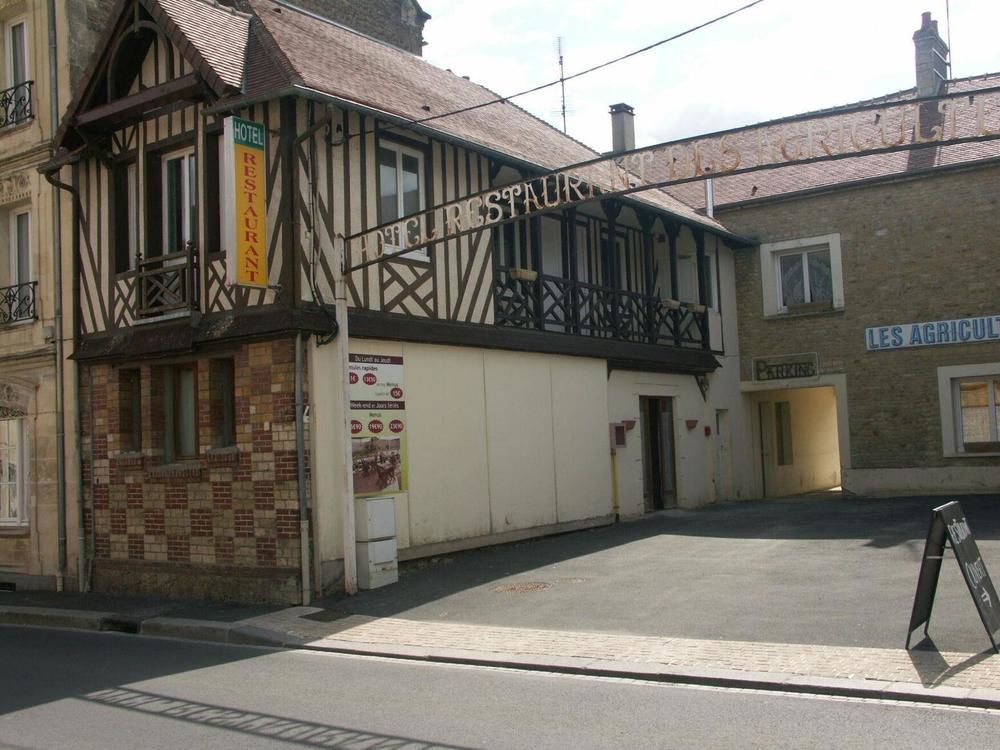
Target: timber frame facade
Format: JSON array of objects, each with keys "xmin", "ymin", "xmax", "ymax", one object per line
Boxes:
[{"xmin": 47, "ymin": 0, "xmax": 746, "ymax": 601}]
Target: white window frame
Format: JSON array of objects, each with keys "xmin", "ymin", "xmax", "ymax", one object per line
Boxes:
[
  {"xmin": 938, "ymin": 363, "xmax": 1000, "ymax": 457},
  {"xmin": 760, "ymin": 233, "xmax": 844, "ymax": 317},
  {"xmin": 5, "ymin": 16, "xmax": 29, "ymax": 90},
  {"xmin": 7, "ymin": 206, "xmax": 30, "ymax": 285},
  {"xmin": 0, "ymin": 417, "xmax": 26, "ymax": 526},
  {"xmin": 161, "ymin": 147, "xmax": 196, "ymax": 256},
  {"xmin": 377, "ymin": 141, "xmax": 427, "ymax": 261}
]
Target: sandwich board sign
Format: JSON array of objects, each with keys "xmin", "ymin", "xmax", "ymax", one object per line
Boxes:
[{"xmin": 905, "ymin": 501, "xmax": 1000, "ymax": 653}]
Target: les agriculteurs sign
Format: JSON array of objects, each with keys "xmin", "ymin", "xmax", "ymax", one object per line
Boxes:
[{"xmin": 224, "ymin": 117, "xmax": 268, "ymax": 288}]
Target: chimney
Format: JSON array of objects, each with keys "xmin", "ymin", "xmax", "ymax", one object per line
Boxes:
[
  {"xmin": 913, "ymin": 11, "xmax": 949, "ymax": 98},
  {"xmin": 610, "ymin": 103, "xmax": 635, "ymax": 154}
]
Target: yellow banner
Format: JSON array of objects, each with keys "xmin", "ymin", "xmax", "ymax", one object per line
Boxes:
[{"xmin": 226, "ymin": 117, "xmax": 268, "ymax": 288}]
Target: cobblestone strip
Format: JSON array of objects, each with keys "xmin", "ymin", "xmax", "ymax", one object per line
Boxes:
[{"xmin": 240, "ymin": 608, "xmax": 1000, "ymax": 691}]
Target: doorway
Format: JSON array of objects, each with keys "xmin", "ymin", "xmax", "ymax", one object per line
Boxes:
[
  {"xmin": 641, "ymin": 397, "xmax": 677, "ymax": 510},
  {"xmin": 755, "ymin": 386, "xmax": 841, "ymax": 498}
]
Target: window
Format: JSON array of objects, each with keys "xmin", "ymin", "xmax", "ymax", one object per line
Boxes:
[
  {"xmin": 161, "ymin": 148, "xmax": 196, "ymax": 256},
  {"xmin": 777, "ymin": 247, "xmax": 832, "ymax": 310},
  {"xmin": 759, "ymin": 234, "xmax": 843, "ymax": 317},
  {"xmin": 113, "ymin": 162, "xmax": 138, "ymax": 273},
  {"xmin": 163, "ymin": 364, "xmax": 197, "ymax": 461},
  {"xmin": 208, "ymin": 358, "xmax": 235, "ymax": 448},
  {"xmin": 204, "ymin": 132, "xmax": 223, "ymax": 255},
  {"xmin": 937, "ymin": 364, "xmax": 1000, "ymax": 457},
  {"xmin": 0, "ymin": 418, "xmax": 24, "ymax": 525},
  {"xmin": 957, "ymin": 379, "xmax": 999, "ymax": 449},
  {"xmin": 775, "ymin": 401, "xmax": 793, "ymax": 466},
  {"xmin": 6, "ymin": 19, "xmax": 27, "ymax": 89},
  {"xmin": 7, "ymin": 207, "xmax": 29, "ymax": 285},
  {"xmin": 378, "ymin": 142, "xmax": 426, "ymax": 258},
  {"xmin": 0, "ymin": 206, "xmax": 33, "ymax": 322},
  {"xmin": 118, "ymin": 369, "xmax": 141, "ymax": 453}
]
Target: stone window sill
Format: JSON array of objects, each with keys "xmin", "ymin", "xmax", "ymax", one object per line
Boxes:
[
  {"xmin": 764, "ymin": 307, "xmax": 845, "ymax": 322},
  {"xmin": 110, "ymin": 451, "xmax": 144, "ymax": 468},
  {"xmin": 0, "ymin": 524, "xmax": 29, "ymax": 537},
  {"xmin": 148, "ymin": 462, "xmax": 204, "ymax": 481},
  {"xmin": 204, "ymin": 446, "xmax": 240, "ymax": 465}
]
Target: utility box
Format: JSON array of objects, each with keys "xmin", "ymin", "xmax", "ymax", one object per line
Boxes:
[{"xmin": 355, "ymin": 495, "xmax": 398, "ymax": 589}]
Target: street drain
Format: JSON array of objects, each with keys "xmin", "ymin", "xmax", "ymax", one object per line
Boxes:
[{"xmin": 493, "ymin": 582, "xmax": 550, "ymax": 593}]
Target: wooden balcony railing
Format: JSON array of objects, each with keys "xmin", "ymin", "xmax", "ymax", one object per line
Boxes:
[
  {"xmin": 138, "ymin": 243, "xmax": 198, "ymax": 318},
  {"xmin": 0, "ymin": 81, "xmax": 32, "ymax": 128},
  {"xmin": 495, "ymin": 267, "xmax": 708, "ymax": 349},
  {"xmin": 0, "ymin": 281, "xmax": 36, "ymax": 324}
]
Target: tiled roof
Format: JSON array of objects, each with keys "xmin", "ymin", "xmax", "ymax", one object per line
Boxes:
[
  {"xmin": 243, "ymin": 0, "xmax": 728, "ymax": 234},
  {"xmin": 662, "ymin": 73, "xmax": 1000, "ymax": 211},
  {"xmin": 155, "ymin": 0, "xmax": 251, "ymax": 90}
]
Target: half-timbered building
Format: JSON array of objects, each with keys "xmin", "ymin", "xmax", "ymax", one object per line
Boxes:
[{"xmin": 48, "ymin": 0, "xmax": 753, "ymax": 602}]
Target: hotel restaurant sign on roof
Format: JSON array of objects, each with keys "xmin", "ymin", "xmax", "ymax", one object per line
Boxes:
[{"xmin": 344, "ymin": 86, "xmax": 1000, "ymax": 272}]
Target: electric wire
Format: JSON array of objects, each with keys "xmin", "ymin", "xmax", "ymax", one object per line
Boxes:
[{"xmin": 330, "ymin": 0, "xmax": 767, "ymax": 144}]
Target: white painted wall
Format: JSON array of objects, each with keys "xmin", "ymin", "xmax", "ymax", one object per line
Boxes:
[{"xmin": 310, "ymin": 339, "xmax": 615, "ymax": 576}]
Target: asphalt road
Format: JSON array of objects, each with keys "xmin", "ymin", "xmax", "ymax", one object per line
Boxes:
[
  {"xmin": 2, "ymin": 626, "xmax": 999, "ymax": 750},
  {"xmin": 319, "ymin": 494, "xmax": 1000, "ymax": 653}
]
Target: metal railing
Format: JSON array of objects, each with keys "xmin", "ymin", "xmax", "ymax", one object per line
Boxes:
[
  {"xmin": 0, "ymin": 81, "xmax": 32, "ymax": 128},
  {"xmin": 0, "ymin": 281, "xmax": 36, "ymax": 324},
  {"xmin": 495, "ymin": 267, "xmax": 708, "ymax": 349},
  {"xmin": 138, "ymin": 242, "xmax": 199, "ymax": 317}
]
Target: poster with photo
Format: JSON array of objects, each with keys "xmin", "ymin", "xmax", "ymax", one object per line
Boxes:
[{"xmin": 349, "ymin": 354, "xmax": 407, "ymax": 497}]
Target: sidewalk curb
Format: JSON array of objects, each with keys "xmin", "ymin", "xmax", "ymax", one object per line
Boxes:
[
  {"xmin": 5, "ymin": 604, "xmax": 999, "ymax": 711},
  {"xmin": 0, "ymin": 605, "xmax": 114, "ymax": 631}
]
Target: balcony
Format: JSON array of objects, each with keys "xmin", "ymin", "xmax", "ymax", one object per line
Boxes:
[
  {"xmin": 0, "ymin": 281, "xmax": 36, "ymax": 324},
  {"xmin": 137, "ymin": 243, "xmax": 199, "ymax": 318},
  {"xmin": 495, "ymin": 267, "xmax": 708, "ymax": 349},
  {"xmin": 0, "ymin": 81, "xmax": 32, "ymax": 129}
]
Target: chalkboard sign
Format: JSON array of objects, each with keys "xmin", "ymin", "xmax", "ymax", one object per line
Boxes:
[{"xmin": 906, "ymin": 501, "xmax": 1000, "ymax": 653}]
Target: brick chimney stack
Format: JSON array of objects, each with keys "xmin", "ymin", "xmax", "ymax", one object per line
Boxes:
[
  {"xmin": 913, "ymin": 11, "xmax": 949, "ymax": 98},
  {"xmin": 610, "ymin": 103, "xmax": 635, "ymax": 154}
]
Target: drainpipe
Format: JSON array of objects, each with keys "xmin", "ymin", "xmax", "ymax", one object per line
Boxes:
[
  {"xmin": 333, "ymin": 235, "xmax": 357, "ymax": 595},
  {"xmin": 295, "ymin": 331, "xmax": 311, "ymax": 604},
  {"xmin": 47, "ymin": 0, "xmax": 68, "ymax": 590},
  {"xmin": 42, "ymin": 158, "xmax": 85, "ymax": 590}
]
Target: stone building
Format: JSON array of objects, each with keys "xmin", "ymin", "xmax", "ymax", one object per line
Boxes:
[
  {"xmin": 0, "ymin": 0, "xmax": 106, "ymax": 591},
  {"xmin": 666, "ymin": 13, "xmax": 1000, "ymax": 496}
]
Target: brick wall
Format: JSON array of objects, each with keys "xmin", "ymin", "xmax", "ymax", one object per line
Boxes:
[
  {"xmin": 81, "ymin": 338, "xmax": 309, "ymax": 602},
  {"xmin": 724, "ymin": 163, "xmax": 1000, "ymax": 470},
  {"xmin": 291, "ymin": 0, "xmax": 427, "ymax": 55}
]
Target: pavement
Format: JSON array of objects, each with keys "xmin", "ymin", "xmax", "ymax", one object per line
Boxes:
[{"xmin": 3, "ymin": 493, "xmax": 1000, "ymax": 710}]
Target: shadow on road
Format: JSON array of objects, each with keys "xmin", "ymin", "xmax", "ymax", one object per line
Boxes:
[
  {"xmin": 81, "ymin": 687, "xmax": 472, "ymax": 749},
  {"xmin": 315, "ymin": 493, "xmax": 1000, "ymax": 628}
]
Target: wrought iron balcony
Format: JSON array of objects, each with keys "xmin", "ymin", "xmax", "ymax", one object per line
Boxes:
[
  {"xmin": 138, "ymin": 242, "xmax": 199, "ymax": 318},
  {"xmin": 0, "ymin": 81, "xmax": 32, "ymax": 128},
  {"xmin": 495, "ymin": 267, "xmax": 708, "ymax": 349},
  {"xmin": 0, "ymin": 281, "xmax": 36, "ymax": 324}
]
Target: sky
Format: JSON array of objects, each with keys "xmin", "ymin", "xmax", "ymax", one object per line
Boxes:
[{"xmin": 420, "ymin": 0, "xmax": 1000, "ymax": 153}]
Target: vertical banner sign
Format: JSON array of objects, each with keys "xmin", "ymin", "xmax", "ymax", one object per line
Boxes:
[
  {"xmin": 349, "ymin": 354, "xmax": 407, "ymax": 497},
  {"xmin": 223, "ymin": 116, "xmax": 268, "ymax": 288},
  {"xmin": 906, "ymin": 501, "xmax": 1000, "ymax": 653}
]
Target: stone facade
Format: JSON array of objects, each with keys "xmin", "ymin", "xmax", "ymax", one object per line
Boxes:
[
  {"xmin": 290, "ymin": 0, "xmax": 428, "ymax": 55},
  {"xmin": 725, "ymin": 163, "xmax": 1000, "ymax": 475},
  {"xmin": 80, "ymin": 338, "xmax": 309, "ymax": 602}
]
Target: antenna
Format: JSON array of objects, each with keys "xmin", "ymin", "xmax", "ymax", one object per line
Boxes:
[
  {"xmin": 945, "ymin": 0, "xmax": 953, "ymax": 76},
  {"xmin": 557, "ymin": 36, "xmax": 567, "ymax": 133}
]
